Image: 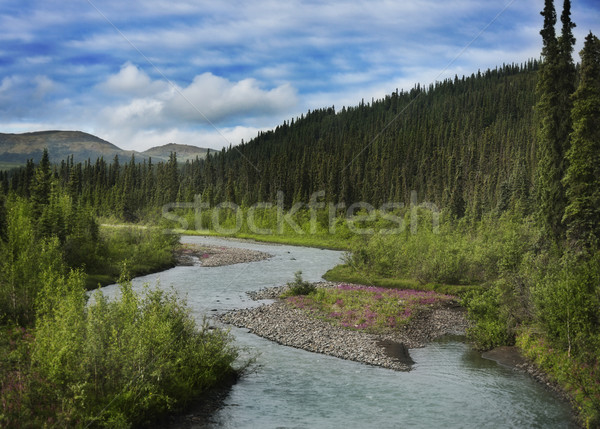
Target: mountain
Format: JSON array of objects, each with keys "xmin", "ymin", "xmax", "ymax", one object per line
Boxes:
[
  {"xmin": 0, "ymin": 130, "xmax": 135, "ymax": 165},
  {"xmin": 0, "ymin": 130, "xmax": 208, "ymax": 165},
  {"xmin": 142, "ymin": 143, "xmax": 209, "ymax": 162}
]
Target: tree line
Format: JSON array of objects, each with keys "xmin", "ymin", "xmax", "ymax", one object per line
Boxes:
[{"xmin": 2, "ymin": 60, "xmax": 540, "ymax": 222}]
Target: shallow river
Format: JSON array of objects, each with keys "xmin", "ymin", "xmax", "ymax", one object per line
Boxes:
[{"xmin": 103, "ymin": 236, "xmax": 575, "ymax": 428}]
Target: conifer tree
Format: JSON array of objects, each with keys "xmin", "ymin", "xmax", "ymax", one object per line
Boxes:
[
  {"xmin": 563, "ymin": 32, "xmax": 600, "ymax": 251},
  {"xmin": 534, "ymin": 0, "xmax": 575, "ymax": 243},
  {"xmin": 31, "ymin": 148, "xmax": 52, "ymax": 222}
]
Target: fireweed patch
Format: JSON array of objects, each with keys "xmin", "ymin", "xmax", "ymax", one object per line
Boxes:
[{"xmin": 285, "ymin": 284, "xmax": 453, "ymax": 331}]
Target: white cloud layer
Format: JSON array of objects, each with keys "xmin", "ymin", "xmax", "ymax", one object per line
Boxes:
[
  {"xmin": 95, "ymin": 63, "xmax": 297, "ymax": 139},
  {"xmin": 0, "ymin": 0, "xmax": 599, "ymax": 151}
]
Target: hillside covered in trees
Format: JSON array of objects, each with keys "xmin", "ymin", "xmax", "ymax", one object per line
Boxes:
[{"xmin": 2, "ymin": 60, "xmax": 539, "ymax": 221}]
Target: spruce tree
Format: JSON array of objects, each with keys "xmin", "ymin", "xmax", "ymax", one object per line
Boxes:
[
  {"xmin": 31, "ymin": 148, "xmax": 52, "ymax": 222},
  {"xmin": 534, "ymin": 0, "xmax": 575, "ymax": 243},
  {"xmin": 563, "ymin": 32, "xmax": 600, "ymax": 251}
]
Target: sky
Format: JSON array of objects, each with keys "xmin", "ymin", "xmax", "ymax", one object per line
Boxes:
[{"xmin": 1, "ymin": 1, "xmax": 599, "ymax": 152}]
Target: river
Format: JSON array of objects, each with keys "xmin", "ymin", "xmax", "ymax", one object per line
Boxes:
[{"xmin": 102, "ymin": 236, "xmax": 575, "ymax": 428}]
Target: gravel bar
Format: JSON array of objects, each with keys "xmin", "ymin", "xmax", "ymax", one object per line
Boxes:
[
  {"xmin": 216, "ymin": 283, "xmax": 468, "ymax": 371},
  {"xmin": 177, "ymin": 244, "xmax": 272, "ymax": 267}
]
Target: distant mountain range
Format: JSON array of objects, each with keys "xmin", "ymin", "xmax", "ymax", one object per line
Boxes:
[{"xmin": 0, "ymin": 130, "xmax": 209, "ymax": 166}]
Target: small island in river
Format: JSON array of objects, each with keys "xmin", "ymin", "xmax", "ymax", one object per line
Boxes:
[{"xmin": 217, "ymin": 282, "xmax": 468, "ymax": 371}]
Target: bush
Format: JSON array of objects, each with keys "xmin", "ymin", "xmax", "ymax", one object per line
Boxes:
[
  {"xmin": 32, "ymin": 270, "xmax": 239, "ymax": 427},
  {"xmin": 348, "ymin": 214, "xmax": 535, "ymax": 286},
  {"xmin": 517, "ymin": 329, "xmax": 600, "ymax": 427},
  {"xmin": 463, "ymin": 286, "xmax": 515, "ymax": 350},
  {"xmin": 282, "ymin": 271, "xmax": 316, "ymax": 296},
  {"xmin": 531, "ymin": 251, "xmax": 600, "ymax": 359},
  {"xmin": 0, "ymin": 198, "xmax": 67, "ymax": 325}
]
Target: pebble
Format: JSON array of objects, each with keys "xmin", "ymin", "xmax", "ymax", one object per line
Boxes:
[
  {"xmin": 216, "ymin": 283, "xmax": 468, "ymax": 372},
  {"xmin": 176, "ymin": 244, "xmax": 272, "ymax": 267}
]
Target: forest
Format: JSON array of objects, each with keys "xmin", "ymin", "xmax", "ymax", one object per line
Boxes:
[{"xmin": 1, "ymin": 0, "xmax": 599, "ymax": 426}]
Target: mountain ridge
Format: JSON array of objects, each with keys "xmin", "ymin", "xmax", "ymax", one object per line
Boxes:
[{"xmin": 0, "ymin": 130, "xmax": 209, "ymax": 165}]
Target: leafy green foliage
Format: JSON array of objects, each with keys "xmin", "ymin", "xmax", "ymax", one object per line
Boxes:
[
  {"xmin": 90, "ymin": 226, "xmax": 178, "ymax": 288},
  {"xmin": 31, "ymin": 272, "xmax": 239, "ymax": 427},
  {"xmin": 347, "ymin": 215, "xmax": 534, "ymax": 287},
  {"xmin": 531, "ymin": 252, "xmax": 600, "ymax": 359},
  {"xmin": 517, "ymin": 329, "xmax": 600, "ymax": 428},
  {"xmin": 0, "ymin": 198, "xmax": 65, "ymax": 325},
  {"xmin": 463, "ymin": 287, "xmax": 514, "ymax": 350},
  {"xmin": 281, "ymin": 271, "xmax": 315, "ymax": 297}
]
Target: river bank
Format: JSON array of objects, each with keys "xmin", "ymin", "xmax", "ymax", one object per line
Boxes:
[
  {"xmin": 176, "ymin": 243, "xmax": 272, "ymax": 267},
  {"xmin": 217, "ymin": 283, "xmax": 468, "ymax": 371}
]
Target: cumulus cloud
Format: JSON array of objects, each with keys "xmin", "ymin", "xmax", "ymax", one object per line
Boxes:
[
  {"xmin": 100, "ymin": 62, "xmax": 167, "ymax": 97},
  {"xmin": 167, "ymin": 73, "xmax": 297, "ymax": 123},
  {"xmin": 98, "ymin": 64, "xmax": 298, "ymax": 129},
  {"xmin": 91, "ymin": 64, "xmax": 298, "ymax": 150}
]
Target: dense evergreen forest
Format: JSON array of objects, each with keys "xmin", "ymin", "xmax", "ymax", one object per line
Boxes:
[
  {"xmin": 1, "ymin": 0, "xmax": 599, "ymax": 426},
  {"xmin": 2, "ymin": 60, "xmax": 539, "ymax": 220}
]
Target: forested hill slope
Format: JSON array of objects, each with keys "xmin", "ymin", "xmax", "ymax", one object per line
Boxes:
[
  {"xmin": 1, "ymin": 61, "xmax": 540, "ymax": 220},
  {"xmin": 198, "ymin": 61, "xmax": 539, "ymax": 217}
]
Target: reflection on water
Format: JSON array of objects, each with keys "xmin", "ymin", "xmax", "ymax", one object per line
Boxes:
[{"xmin": 103, "ymin": 236, "xmax": 575, "ymax": 429}]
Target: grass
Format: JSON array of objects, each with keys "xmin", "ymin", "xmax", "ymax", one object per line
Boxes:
[
  {"xmin": 174, "ymin": 228, "xmax": 351, "ymax": 250},
  {"xmin": 323, "ymin": 264, "xmax": 482, "ymax": 296},
  {"xmin": 285, "ymin": 283, "xmax": 455, "ymax": 332},
  {"xmin": 0, "ymin": 162, "xmax": 24, "ymax": 171},
  {"xmin": 81, "ymin": 225, "xmax": 179, "ymax": 290},
  {"xmin": 174, "ymin": 228, "xmax": 483, "ymax": 296}
]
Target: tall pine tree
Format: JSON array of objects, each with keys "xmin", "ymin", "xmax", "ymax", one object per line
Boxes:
[
  {"xmin": 30, "ymin": 148, "xmax": 52, "ymax": 222},
  {"xmin": 535, "ymin": 0, "xmax": 575, "ymax": 243},
  {"xmin": 562, "ymin": 32, "xmax": 600, "ymax": 251}
]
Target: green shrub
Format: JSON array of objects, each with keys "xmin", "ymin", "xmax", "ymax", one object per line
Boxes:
[
  {"xmin": 463, "ymin": 286, "xmax": 514, "ymax": 350},
  {"xmin": 282, "ymin": 271, "xmax": 316, "ymax": 296},
  {"xmin": 0, "ymin": 198, "xmax": 67, "ymax": 325},
  {"xmin": 32, "ymin": 270, "xmax": 239, "ymax": 427},
  {"xmin": 517, "ymin": 329, "xmax": 600, "ymax": 428},
  {"xmin": 531, "ymin": 251, "xmax": 600, "ymax": 359}
]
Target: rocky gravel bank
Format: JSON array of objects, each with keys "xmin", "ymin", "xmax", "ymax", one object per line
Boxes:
[
  {"xmin": 177, "ymin": 244, "xmax": 271, "ymax": 267},
  {"xmin": 217, "ymin": 283, "xmax": 468, "ymax": 371}
]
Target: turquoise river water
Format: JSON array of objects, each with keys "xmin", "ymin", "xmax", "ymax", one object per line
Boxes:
[{"xmin": 102, "ymin": 236, "xmax": 576, "ymax": 428}]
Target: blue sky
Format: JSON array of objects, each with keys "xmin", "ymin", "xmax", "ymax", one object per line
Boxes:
[{"xmin": 1, "ymin": 0, "xmax": 599, "ymax": 151}]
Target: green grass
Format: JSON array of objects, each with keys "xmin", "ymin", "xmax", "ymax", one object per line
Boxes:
[
  {"xmin": 175, "ymin": 228, "xmax": 352, "ymax": 250},
  {"xmin": 173, "ymin": 228, "xmax": 481, "ymax": 296},
  {"xmin": 0, "ymin": 162, "xmax": 24, "ymax": 171},
  {"xmin": 323, "ymin": 264, "xmax": 481, "ymax": 296},
  {"xmin": 82, "ymin": 224, "xmax": 178, "ymax": 290},
  {"xmin": 285, "ymin": 284, "xmax": 455, "ymax": 331}
]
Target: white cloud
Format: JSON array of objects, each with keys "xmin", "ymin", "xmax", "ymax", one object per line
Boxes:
[
  {"xmin": 100, "ymin": 62, "xmax": 167, "ymax": 97},
  {"xmin": 98, "ymin": 66, "xmax": 298, "ymax": 127},
  {"xmin": 167, "ymin": 73, "xmax": 297, "ymax": 123},
  {"xmin": 90, "ymin": 66, "xmax": 298, "ymax": 150}
]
